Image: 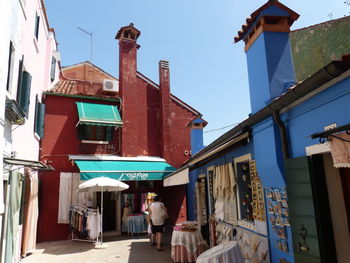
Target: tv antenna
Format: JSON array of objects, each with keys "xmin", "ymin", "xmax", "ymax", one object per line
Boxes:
[{"xmin": 77, "ymin": 26, "xmax": 93, "ymax": 84}]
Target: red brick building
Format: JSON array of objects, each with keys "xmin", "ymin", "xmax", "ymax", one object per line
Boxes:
[{"xmin": 37, "ymin": 24, "xmax": 203, "ymax": 241}]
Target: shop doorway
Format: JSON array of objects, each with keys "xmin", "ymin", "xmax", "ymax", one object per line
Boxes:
[
  {"xmin": 96, "ymin": 192, "xmax": 116, "ymax": 232},
  {"xmin": 323, "ymin": 154, "xmax": 350, "ymax": 263}
]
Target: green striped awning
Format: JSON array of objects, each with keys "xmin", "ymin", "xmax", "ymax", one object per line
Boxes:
[
  {"xmin": 76, "ymin": 102, "xmax": 122, "ymax": 126},
  {"xmin": 75, "ymin": 160, "xmax": 176, "ymax": 181}
]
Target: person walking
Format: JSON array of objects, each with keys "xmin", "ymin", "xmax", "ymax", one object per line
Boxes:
[{"xmin": 149, "ymin": 195, "xmax": 168, "ymax": 251}]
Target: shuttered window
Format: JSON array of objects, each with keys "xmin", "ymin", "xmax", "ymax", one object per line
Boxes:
[
  {"xmin": 16, "ymin": 71, "xmax": 32, "ymax": 117},
  {"xmin": 50, "ymin": 56, "xmax": 56, "ymax": 81},
  {"xmin": 34, "ymin": 96, "xmax": 45, "ymax": 138},
  {"xmin": 34, "ymin": 13, "xmax": 40, "ymax": 40}
]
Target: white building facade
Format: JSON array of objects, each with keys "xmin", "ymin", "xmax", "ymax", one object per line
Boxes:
[{"xmin": 0, "ymin": 0, "xmax": 60, "ymax": 262}]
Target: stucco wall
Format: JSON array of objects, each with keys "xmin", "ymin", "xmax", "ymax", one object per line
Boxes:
[{"xmin": 290, "ymin": 16, "xmax": 350, "ymax": 82}]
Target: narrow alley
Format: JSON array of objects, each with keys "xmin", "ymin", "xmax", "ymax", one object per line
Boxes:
[{"xmin": 21, "ymin": 232, "xmax": 173, "ymax": 263}]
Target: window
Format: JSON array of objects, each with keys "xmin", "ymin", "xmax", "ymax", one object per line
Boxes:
[
  {"xmin": 78, "ymin": 125, "xmax": 114, "ymax": 142},
  {"xmin": 16, "ymin": 70, "xmax": 32, "ymax": 117},
  {"xmin": 34, "ymin": 13, "xmax": 40, "ymax": 40},
  {"xmin": 6, "ymin": 41, "xmax": 15, "ymax": 92},
  {"xmin": 50, "ymin": 56, "xmax": 56, "ymax": 81},
  {"xmin": 136, "ymin": 181, "xmax": 154, "ymax": 189},
  {"xmin": 34, "ymin": 95, "xmax": 45, "ymax": 138}
]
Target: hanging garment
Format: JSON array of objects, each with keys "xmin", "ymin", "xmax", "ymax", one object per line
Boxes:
[
  {"xmin": 214, "ymin": 199, "xmax": 225, "ymax": 221},
  {"xmin": 21, "ymin": 173, "xmax": 39, "ymax": 256},
  {"xmin": 5, "ymin": 172, "xmax": 23, "ymax": 263},
  {"xmin": 329, "ymin": 132, "xmax": 350, "ymax": 168}
]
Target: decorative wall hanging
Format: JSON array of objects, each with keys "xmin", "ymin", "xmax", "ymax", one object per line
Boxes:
[{"xmin": 250, "ymin": 160, "xmax": 265, "ymax": 221}]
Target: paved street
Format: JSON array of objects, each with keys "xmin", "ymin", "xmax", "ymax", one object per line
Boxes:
[{"xmin": 21, "ymin": 233, "xmax": 173, "ymax": 263}]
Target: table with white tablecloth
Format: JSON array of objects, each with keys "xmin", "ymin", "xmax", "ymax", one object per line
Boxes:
[
  {"xmin": 171, "ymin": 229, "xmax": 207, "ymax": 263},
  {"xmin": 127, "ymin": 214, "xmax": 147, "ymax": 235},
  {"xmin": 196, "ymin": 241, "xmax": 244, "ymax": 263}
]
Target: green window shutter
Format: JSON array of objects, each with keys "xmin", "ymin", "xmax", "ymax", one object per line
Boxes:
[
  {"xmin": 285, "ymin": 156, "xmax": 336, "ymax": 263},
  {"xmin": 50, "ymin": 56, "xmax": 56, "ymax": 81},
  {"xmin": 35, "ymin": 103, "xmax": 45, "ymax": 138},
  {"xmin": 16, "ymin": 56, "xmax": 24, "ymax": 95},
  {"xmin": 34, "ymin": 14, "xmax": 40, "ymax": 40},
  {"xmin": 18, "ymin": 71, "xmax": 32, "ymax": 116}
]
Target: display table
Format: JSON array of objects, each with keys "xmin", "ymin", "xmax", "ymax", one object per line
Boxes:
[
  {"xmin": 196, "ymin": 241, "xmax": 243, "ymax": 263},
  {"xmin": 171, "ymin": 229, "xmax": 207, "ymax": 263},
  {"xmin": 127, "ymin": 214, "xmax": 147, "ymax": 235}
]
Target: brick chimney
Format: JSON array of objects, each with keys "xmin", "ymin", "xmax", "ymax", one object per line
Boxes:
[
  {"xmin": 116, "ymin": 23, "xmax": 145, "ymax": 156},
  {"xmin": 234, "ymin": 0, "xmax": 299, "ymax": 114},
  {"xmin": 159, "ymin": 60, "xmax": 172, "ymax": 162}
]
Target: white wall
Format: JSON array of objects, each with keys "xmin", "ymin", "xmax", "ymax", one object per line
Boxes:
[
  {"xmin": 0, "ymin": 0, "xmax": 60, "ymax": 261},
  {"xmin": 11, "ymin": 0, "xmax": 59, "ymax": 161}
]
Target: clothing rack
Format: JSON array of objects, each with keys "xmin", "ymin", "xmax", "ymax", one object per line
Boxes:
[{"xmin": 69, "ymin": 204, "xmax": 100, "ymax": 243}]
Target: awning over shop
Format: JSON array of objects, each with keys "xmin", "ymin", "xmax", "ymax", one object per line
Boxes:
[
  {"xmin": 163, "ymin": 167, "xmax": 189, "ymax": 187},
  {"xmin": 75, "ymin": 160, "xmax": 176, "ymax": 181},
  {"xmin": 76, "ymin": 102, "xmax": 122, "ymax": 126},
  {"xmin": 3, "ymin": 157, "xmax": 54, "ymax": 173}
]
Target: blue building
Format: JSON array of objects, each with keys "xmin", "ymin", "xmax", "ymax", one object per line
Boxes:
[{"xmin": 164, "ymin": 1, "xmax": 350, "ymax": 263}]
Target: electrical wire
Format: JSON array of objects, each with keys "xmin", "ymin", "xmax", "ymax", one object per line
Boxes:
[{"xmin": 204, "ymin": 123, "xmax": 240, "ymax": 133}]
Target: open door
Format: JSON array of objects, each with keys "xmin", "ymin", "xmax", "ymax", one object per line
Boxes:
[{"xmin": 285, "ymin": 155, "xmax": 337, "ymax": 263}]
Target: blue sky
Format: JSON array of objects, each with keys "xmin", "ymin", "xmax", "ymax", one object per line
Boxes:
[{"xmin": 45, "ymin": 0, "xmax": 348, "ymax": 145}]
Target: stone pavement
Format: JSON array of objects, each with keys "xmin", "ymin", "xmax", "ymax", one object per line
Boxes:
[{"xmin": 21, "ymin": 232, "xmax": 173, "ymax": 263}]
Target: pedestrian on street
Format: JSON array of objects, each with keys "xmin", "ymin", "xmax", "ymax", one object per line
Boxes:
[{"xmin": 149, "ymin": 195, "xmax": 168, "ymax": 251}]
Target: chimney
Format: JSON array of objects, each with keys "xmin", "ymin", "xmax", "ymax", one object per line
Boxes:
[
  {"xmin": 188, "ymin": 117, "xmax": 207, "ymax": 155},
  {"xmin": 116, "ymin": 23, "xmax": 144, "ymax": 156},
  {"xmin": 234, "ymin": 0, "xmax": 299, "ymax": 114},
  {"xmin": 159, "ymin": 60, "xmax": 172, "ymax": 162}
]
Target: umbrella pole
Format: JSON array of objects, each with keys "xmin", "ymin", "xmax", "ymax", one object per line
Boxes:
[{"xmin": 101, "ymin": 187, "xmax": 103, "ymax": 244}]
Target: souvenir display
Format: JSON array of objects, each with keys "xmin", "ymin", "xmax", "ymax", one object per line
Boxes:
[
  {"xmin": 224, "ymin": 196, "xmax": 238, "ymax": 225},
  {"xmin": 195, "ymin": 179, "xmax": 208, "ymax": 225},
  {"xmin": 212, "ymin": 163, "xmax": 238, "ymax": 223},
  {"xmin": 199, "ymin": 179, "xmax": 207, "ymax": 224},
  {"xmin": 215, "ymin": 220, "xmax": 237, "ymax": 243},
  {"xmin": 208, "ymin": 216, "xmax": 217, "ymax": 247},
  {"xmin": 236, "ymin": 161, "xmax": 253, "ymax": 222},
  {"xmin": 250, "ymin": 160, "xmax": 265, "ymax": 221},
  {"xmin": 207, "ymin": 169, "xmax": 215, "ymax": 215},
  {"xmin": 236, "ymin": 228, "xmax": 270, "ymax": 263},
  {"xmin": 265, "ymin": 187, "xmax": 290, "ymax": 253}
]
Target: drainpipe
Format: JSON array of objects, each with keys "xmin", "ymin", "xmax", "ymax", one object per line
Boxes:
[{"xmin": 272, "ymin": 110, "xmax": 290, "ymax": 159}]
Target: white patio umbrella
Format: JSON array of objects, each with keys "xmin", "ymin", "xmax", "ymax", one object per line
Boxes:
[{"xmin": 78, "ymin": 177, "xmax": 129, "ymax": 248}]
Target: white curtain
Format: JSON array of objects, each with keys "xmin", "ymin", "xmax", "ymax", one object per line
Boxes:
[
  {"xmin": 58, "ymin": 173, "xmax": 93, "ymax": 224},
  {"xmin": 58, "ymin": 173, "xmax": 73, "ymax": 224}
]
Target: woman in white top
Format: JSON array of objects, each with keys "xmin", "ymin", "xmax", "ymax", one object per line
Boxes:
[
  {"xmin": 122, "ymin": 201, "xmax": 131, "ymax": 234},
  {"xmin": 149, "ymin": 196, "xmax": 168, "ymax": 251}
]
